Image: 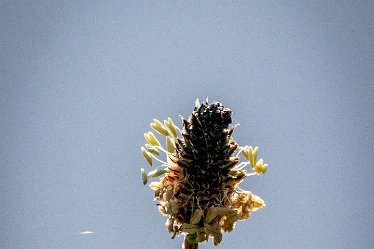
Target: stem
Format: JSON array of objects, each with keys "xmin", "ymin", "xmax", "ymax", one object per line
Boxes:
[{"xmin": 183, "ymin": 237, "xmax": 198, "ymax": 249}]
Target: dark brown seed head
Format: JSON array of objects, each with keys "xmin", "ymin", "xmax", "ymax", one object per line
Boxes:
[{"xmin": 143, "ymin": 100, "xmax": 266, "ymax": 246}]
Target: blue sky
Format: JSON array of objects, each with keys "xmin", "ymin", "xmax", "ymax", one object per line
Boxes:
[{"xmin": 1, "ymin": 1, "xmax": 373, "ymax": 249}]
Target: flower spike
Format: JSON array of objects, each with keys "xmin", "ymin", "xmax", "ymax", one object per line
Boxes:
[{"xmin": 140, "ymin": 100, "xmax": 268, "ymax": 248}]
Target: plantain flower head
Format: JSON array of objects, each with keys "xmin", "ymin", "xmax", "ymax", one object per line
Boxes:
[{"xmin": 140, "ymin": 99, "xmax": 268, "ymax": 248}]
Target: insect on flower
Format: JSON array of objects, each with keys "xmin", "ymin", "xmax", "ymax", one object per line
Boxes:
[{"xmin": 140, "ymin": 99, "xmax": 268, "ymax": 248}]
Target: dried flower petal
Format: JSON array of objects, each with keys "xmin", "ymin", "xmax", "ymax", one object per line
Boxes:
[
  {"xmin": 181, "ymin": 223, "xmax": 199, "ymax": 234},
  {"xmin": 250, "ymin": 194, "xmax": 265, "ymax": 211},
  {"xmin": 190, "ymin": 209, "xmax": 204, "ymax": 225}
]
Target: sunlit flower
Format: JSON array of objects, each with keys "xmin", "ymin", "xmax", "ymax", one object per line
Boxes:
[{"xmin": 141, "ymin": 99, "xmax": 268, "ymax": 248}]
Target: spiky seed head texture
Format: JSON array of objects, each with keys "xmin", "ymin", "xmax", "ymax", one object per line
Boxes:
[{"xmin": 147, "ymin": 100, "xmax": 265, "ymax": 246}]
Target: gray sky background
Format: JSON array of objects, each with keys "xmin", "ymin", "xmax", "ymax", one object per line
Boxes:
[{"xmin": 1, "ymin": 1, "xmax": 373, "ymax": 249}]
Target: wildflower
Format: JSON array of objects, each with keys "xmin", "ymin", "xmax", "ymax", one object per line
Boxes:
[{"xmin": 140, "ymin": 99, "xmax": 268, "ymax": 248}]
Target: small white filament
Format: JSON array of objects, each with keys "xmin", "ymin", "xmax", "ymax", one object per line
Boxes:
[{"xmin": 80, "ymin": 231, "xmax": 94, "ymax": 235}]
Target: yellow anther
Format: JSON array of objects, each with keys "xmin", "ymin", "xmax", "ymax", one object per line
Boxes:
[
  {"xmin": 144, "ymin": 131, "xmax": 161, "ymax": 147},
  {"xmin": 261, "ymin": 164, "xmax": 268, "ymax": 174},
  {"xmin": 145, "ymin": 144, "xmax": 159, "ymax": 156},
  {"xmin": 147, "ymin": 168, "xmax": 168, "ymax": 178},
  {"xmin": 149, "ymin": 181, "xmax": 160, "ymax": 190},
  {"xmin": 166, "ymin": 136, "xmax": 175, "ymax": 153},
  {"xmin": 141, "ymin": 168, "xmax": 147, "ymax": 185},
  {"xmin": 254, "ymin": 159, "xmax": 264, "ymax": 174},
  {"xmin": 247, "ymin": 146, "xmax": 254, "ymax": 166},
  {"xmin": 141, "ymin": 147, "xmax": 152, "ymax": 166},
  {"xmin": 164, "ymin": 118, "xmax": 178, "ymax": 137},
  {"xmin": 151, "ymin": 119, "xmax": 170, "ymax": 136},
  {"xmin": 241, "ymin": 146, "xmax": 250, "ymax": 161},
  {"xmin": 251, "ymin": 146, "xmax": 259, "ymax": 168}
]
